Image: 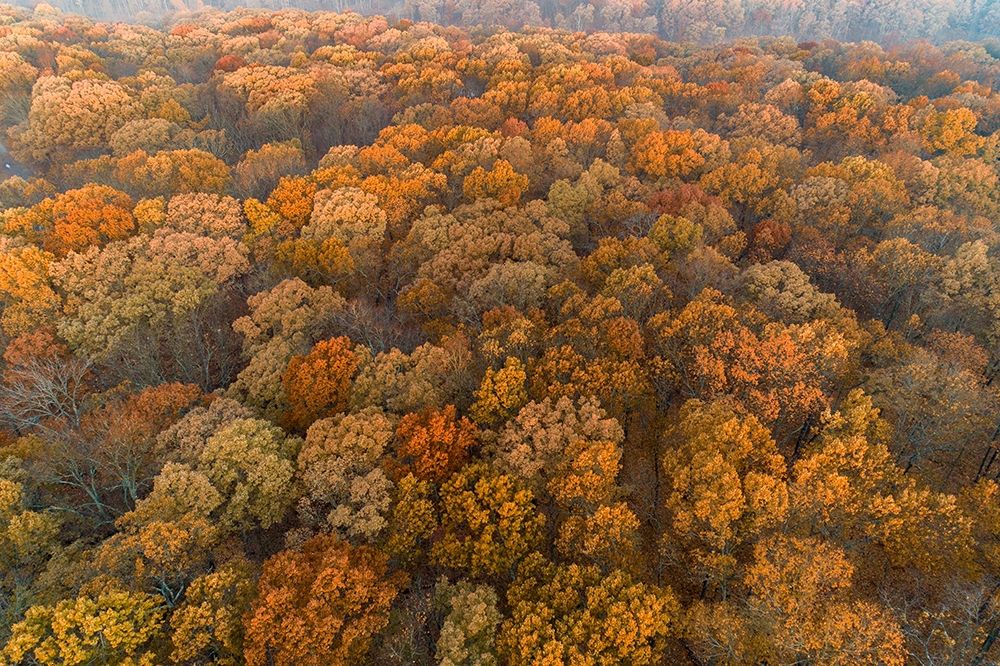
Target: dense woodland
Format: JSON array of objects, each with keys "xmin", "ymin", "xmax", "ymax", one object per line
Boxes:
[
  {"xmin": 10, "ymin": 0, "xmax": 1000, "ymax": 43},
  {"xmin": 0, "ymin": 3, "xmax": 998, "ymax": 665}
]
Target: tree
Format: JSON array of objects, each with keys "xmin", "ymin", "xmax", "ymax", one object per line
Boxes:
[
  {"xmin": 122, "ymin": 462, "xmax": 223, "ymax": 531},
  {"xmin": 928, "ymin": 240, "xmax": 1000, "ymax": 347},
  {"xmin": 432, "ymin": 463, "xmax": 544, "ymax": 579},
  {"xmin": 10, "ymin": 381, "xmax": 202, "ymax": 527},
  {"xmin": 648, "ymin": 214, "xmax": 703, "ymax": 258},
  {"xmin": 10, "ymin": 76, "xmax": 139, "ymax": 164},
  {"xmin": 0, "ymin": 465, "xmax": 60, "ymax": 621},
  {"xmin": 50, "ymin": 229, "xmax": 250, "ymax": 386},
  {"xmin": 351, "ymin": 338, "xmax": 476, "ymax": 415},
  {"xmin": 469, "ymin": 357, "xmax": 528, "ymax": 428},
  {"xmin": 264, "ymin": 176, "xmax": 317, "ymax": 232},
  {"xmin": 867, "ymin": 342, "xmax": 998, "ymax": 485},
  {"xmin": 235, "ymin": 140, "xmax": 307, "ymax": 199},
  {"xmin": 792, "ymin": 156, "xmax": 909, "ymax": 246},
  {"xmin": 0, "ymin": 52, "xmax": 36, "ymax": 127},
  {"xmin": 3, "ymin": 587, "xmax": 166, "ymax": 666},
  {"xmin": 648, "ymin": 288, "xmax": 833, "ymax": 437},
  {"xmin": 243, "ymin": 535, "xmax": 403, "ymax": 666},
  {"xmin": 384, "ymin": 472, "xmax": 438, "ymax": 567},
  {"xmin": 169, "ymin": 559, "xmax": 257, "ymax": 665},
  {"xmin": 917, "ymin": 106, "xmax": 984, "ymax": 156},
  {"xmin": 789, "ymin": 411, "xmax": 899, "ymax": 543},
  {"xmin": 0, "ymin": 329, "xmax": 91, "ymax": 434},
  {"xmin": 109, "ymin": 118, "xmax": 181, "ymax": 157},
  {"xmin": 719, "ymin": 103, "xmax": 802, "ymax": 146},
  {"xmin": 660, "ymin": 399, "xmax": 788, "ymax": 593},
  {"xmin": 95, "ymin": 510, "xmax": 220, "ymax": 607},
  {"xmin": 397, "ymin": 200, "xmax": 577, "ymax": 321},
  {"xmin": 163, "ymin": 193, "xmax": 246, "ymax": 239},
  {"xmin": 601, "ymin": 263, "xmax": 671, "ymax": 321},
  {"xmin": 274, "ymin": 234, "xmax": 355, "ymax": 287},
  {"xmin": 281, "ymin": 336, "xmax": 360, "ymax": 431},
  {"xmin": 493, "ymin": 395, "xmax": 624, "ymax": 494},
  {"xmin": 498, "ymin": 553, "xmax": 679, "ymax": 666},
  {"xmin": 554, "ymin": 500, "xmax": 641, "ymax": 569},
  {"xmin": 700, "ymin": 139, "xmax": 799, "ymax": 224},
  {"xmin": 196, "ymin": 417, "xmax": 301, "ymax": 533},
  {"xmin": 155, "ymin": 397, "xmax": 254, "ymax": 464},
  {"xmin": 741, "ymin": 260, "xmax": 842, "ymax": 324},
  {"xmin": 229, "ymin": 279, "xmax": 347, "ymax": 418},
  {"xmin": 46, "ymin": 184, "xmax": 135, "ymax": 256},
  {"xmin": 79, "ymin": 383, "xmax": 202, "ymax": 503},
  {"xmin": 126, "ymin": 409, "xmax": 301, "ymax": 538},
  {"xmin": 629, "ymin": 128, "xmax": 725, "ymax": 181},
  {"xmin": 0, "ymin": 242, "xmax": 59, "ymax": 337},
  {"xmin": 393, "ymin": 405, "xmax": 477, "ymax": 482},
  {"xmin": 302, "ymin": 186, "xmax": 387, "ymax": 283},
  {"xmin": 531, "ymin": 288, "xmax": 653, "ymax": 415},
  {"xmin": 115, "ymin": 149, "xmax": 231, "ymax": 198},
  {"xmin": 462, "ymin": 160, "xmax": 529, "ymax": 206},
  {"xmin": 868, "ymin": 483, "xmax": 975, "ymax": 577},
  {"xmin": 433, "ymin": 577, "xmax": 501, "ymax": 666},
  {"xmin": 0, "ymin": 11, "xmax": 998, "ymax": 664},
  {"xmin": 296, "ymin": 408, "xmax": 395, "ymax": 542},
  {"xmin": 743, "ymin": 535, "xmax": 905, "ymax": 665}
]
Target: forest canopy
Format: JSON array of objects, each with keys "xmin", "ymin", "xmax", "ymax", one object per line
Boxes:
[{"xmin": 0, "ymin": 2, "xmax": 998, "ymax": 664}]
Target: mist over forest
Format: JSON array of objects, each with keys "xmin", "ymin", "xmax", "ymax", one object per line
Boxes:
[{"xmin": 7, "ymin": 0, "xmax": 999, "ymax": 42}]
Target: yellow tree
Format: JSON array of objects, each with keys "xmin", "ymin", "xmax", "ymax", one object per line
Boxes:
[
  {"xmin": 462, "ymin": 160, "xmax": 529, "ymax": 206},
  {"xmin": 499, "ymin": 552, "xmax": 680, "ymax": 666},
  {"xmin": 432, "ymin": 463, "xmax": 544, "ymax": 579},
  {"xmin": 469, "ymin": 357, "xmax": 528, "ymax": 427},
  {"xmin": 661, "ymin": 398, "xmax": 788, "ymax": 594},
  {"xmin": 169, "ymin": 559, "xmax": 258, "ymax": 665},
  {"xmin": 0, "ymin": 242, "xmax": 59, "ymax": 337},
  {"xmin": 3, "ymin": 587, "xmax": 166, "ymax": 666}
]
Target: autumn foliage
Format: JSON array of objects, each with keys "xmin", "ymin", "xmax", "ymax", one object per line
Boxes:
[
  {"xmin": 393, "ymin": 405, "xmax": 477, "ymax": 481},
  {"xmin": 0, "ymin": 4, "xmax": 996, "ymax": 665},
  {"xmin": 281, "ymin": 336, "xmax": 360, "ymax": 430},
  {"xmin": 244, "ymin": 535, "xmax": 402, "ymax": 666}
]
